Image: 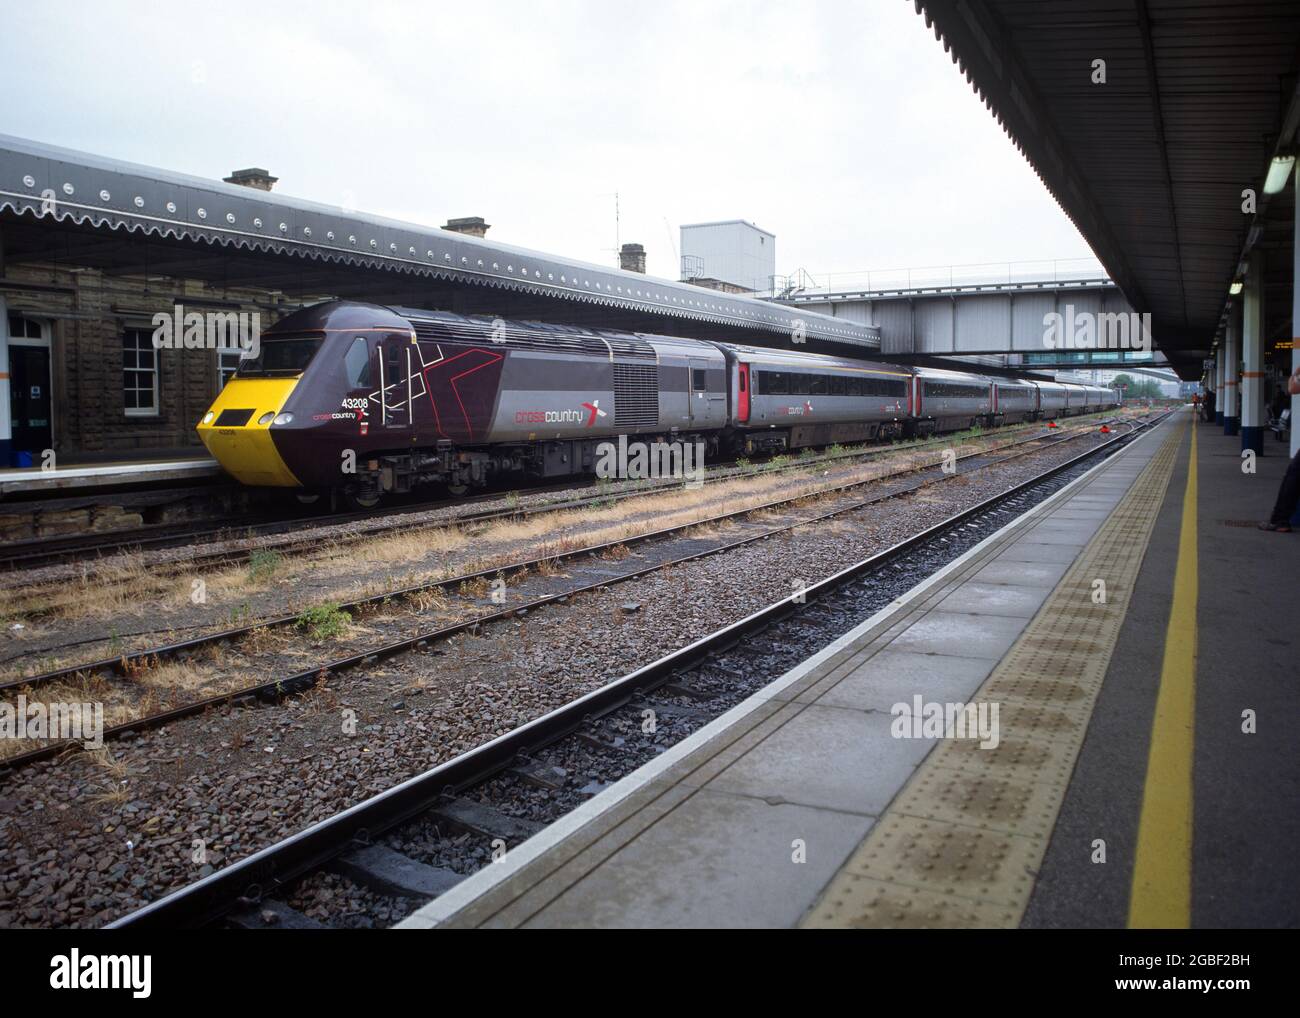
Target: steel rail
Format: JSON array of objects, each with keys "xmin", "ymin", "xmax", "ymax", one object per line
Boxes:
[
  {"xmin": 102, "ymin": 409, "xmax": 1173, "ymax": 929},
  {"xmin": 3, "ymin": 419, "xmax": 1114, "ymax": 698},
  {"xmin": 3, "ymin": 417, "xmax": 1122, "ymax": 770},
  {"xmin": 0, "ymin": 413, "xmax": 1095, "ymax": 576}
]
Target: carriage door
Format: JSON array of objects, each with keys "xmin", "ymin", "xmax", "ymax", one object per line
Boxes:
[
  {"xmin": 378, "ymin": 334, "xmax": 412, "ymax": 429},
  {"xmin": 688, "ymin": 358, "xmax": 709, "ymax": 423},
  {"xmin": 737, "ymin": 363, "xmax": 751, "ymax": 423}
]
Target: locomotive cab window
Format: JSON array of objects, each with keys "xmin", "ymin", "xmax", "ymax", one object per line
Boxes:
[
  {"xmin": 383, "ymin": 341, "xmax": 407, "ymax": 387},
  {"xmin": 345, "ymin": 336, "xmax": 371, "ymax": 388},
  {"xmin": 237, "ymin": 334, "xmax": 324, "ymax": 377}
]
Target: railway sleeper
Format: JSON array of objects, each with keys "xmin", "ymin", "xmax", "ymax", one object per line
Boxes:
[
  {"xmin": 574, "ymin": 730, "xmax": 626, "ymax": 753},
  {"xmin": 508, "ymin": 759, "xmax": 570, "ymax": 790},
  {"xmin": 637, "ymin": 697, "xmax": 717, "ymax": 726},
  {"xmin": 430, "ymin": 795, "xmax": 546, "ymax": 843},
  {"xmin": 329, "ymin": 843, "xmax": 463, "ymax": 900},
  {"xmin": 661, "ymin": 678, "xmax": 716, "ymax": 700},
  {"xmin": 226, "ymin": 898, "xmax": 328, "ymax": 930}
]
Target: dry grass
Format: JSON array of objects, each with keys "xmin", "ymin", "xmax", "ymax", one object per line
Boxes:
[
  {"xmin": 86, "ymin": 781, "xmax": 131, "ymax": 807},
  {"xmin": 87, "ymin": 747, "xmax": 129, "ymax": 781},
  {"xmin": 534, "ymin": 556, "xmax": 563, "ymax": 577},
  {"xmin": 0, "ymin": 657, "xmax": 242, "ymax": 762},
  {"xmin": 0, "ymin": 422, "xmax": 1098, "ymax": 675},
  {"xmin": 406, "ymin": 587, "xmax": 448, "ymax": 613}
]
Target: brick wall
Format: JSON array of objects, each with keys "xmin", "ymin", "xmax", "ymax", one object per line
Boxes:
[{"xmin": 4, "ymin": 262, "xmax": 301, "ymax": 459}]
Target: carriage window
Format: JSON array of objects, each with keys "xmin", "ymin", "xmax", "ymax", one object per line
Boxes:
[
  {"xmin": 345, "ymin": 336, "xmax": 371, "ymax": 388},
  {"xmin": 830, "ymin": 377, "xmax": 846, "ymax": 396},
  {"xmin": 738, "ymin": 369, "xmax": 747, "ymax": 392},
  {"xmin": 792, "ymin": 374, "xmax": 810, "ymax": 396},
  {"xmin": 925, "ymin": 381, "xmax": 986, "ymax": 399},
  {"xmin": 765, "ymin": 371, "xmax": 787, "ymax": 395},
  {"xmin": 692, "ymin": 368, "xmax": 707, "ymax": 391},
  {"xmin": 809, "ymin": 375, "xmax": 827, "ymax": 396}
]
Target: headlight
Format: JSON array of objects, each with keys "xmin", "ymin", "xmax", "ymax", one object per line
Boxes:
[
  {"xmin": 273, "ymin": 412, "xmax": 294, "ymax": 426},
  {"xmin": 258, "ymin": 412, "xmax": 275, "ymax": 425},
  {"xmin": 201, "ymin": 411, "xmax": 214, "ymax": 424}
]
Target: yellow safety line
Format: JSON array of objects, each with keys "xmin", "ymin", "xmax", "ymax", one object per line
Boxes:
[{"xmin": 1128, "ymin": 422, "xmax": 1197, "ymax": 928}]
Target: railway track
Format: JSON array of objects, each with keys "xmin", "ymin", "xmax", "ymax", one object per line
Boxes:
[
  {"xmin": 0, "ymin": 413, "xmax": 1122, "ymax": 577},
  {"xmin": 0, "ymin": 479, "xmax": 590, "ymax": 574},
  {"xmin": 101, "ymin": 407, "xmax": 1174, "ymax": 929},
  {"xmin": 2, "ymin": 414, "xmax": 1144, "ymax": 771}
]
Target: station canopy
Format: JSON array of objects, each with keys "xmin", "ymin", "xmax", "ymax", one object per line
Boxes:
[
  {"xmin": 0, "ymin": 134, "xmax": 878, "ymax": 355},
  {"xmin": 917, "ymin": 0, "xmax": 1300, "ymax": 378}
]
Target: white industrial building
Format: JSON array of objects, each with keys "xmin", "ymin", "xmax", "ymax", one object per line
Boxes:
[{"xmin": 680, "ymin": 220, "xmax": 775, "ymax": 294}]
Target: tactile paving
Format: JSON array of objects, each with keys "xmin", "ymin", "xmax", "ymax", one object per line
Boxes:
[{"xmin": 803, "ymin": 417, "xmax": 1186, "ymax": 928}]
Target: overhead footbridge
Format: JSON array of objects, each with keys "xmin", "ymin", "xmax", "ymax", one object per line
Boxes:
[{"xmin": 913, "ymin": 0, "xmax": 1300, "ymax": 458}]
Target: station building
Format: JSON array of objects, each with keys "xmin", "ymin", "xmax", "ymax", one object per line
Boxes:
[
  {"xmin": 0, "ymin": 137, "xmax": 878, "ymax": 471},
  {"xmin": 2, "ymin": 259, "xmax": 299, "ymax": 464}
]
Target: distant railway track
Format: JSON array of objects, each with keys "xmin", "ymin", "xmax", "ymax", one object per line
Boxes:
[
  {"xmin": 1, "ymin": 413, "xmax": 1147, "ymax": 771},
  {"xmin": 102, "ymin": 407, "xmax": 1174, "ymax": 929},
  {"xmin": 0, "ymin": 479, "xmax": 588, "ymax": 574},
  {"xmin": 0, "ymin": 413, "xmax": 1118, "ymax": 577}
]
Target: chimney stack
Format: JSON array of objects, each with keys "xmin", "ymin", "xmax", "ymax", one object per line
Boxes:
[
  {"xmin": 443, "ymin": 216, "xmax": 490, "ymax": 238},
  {"xmin": 619, "ymin": 242, "xmax": 646, "ymax": 274},
  {"xmin": 223, "ymin": 167, "xmax": 278, "ymax": 192}
]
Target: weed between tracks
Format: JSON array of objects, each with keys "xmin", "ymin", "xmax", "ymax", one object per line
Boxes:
[
  {"xmin": 0, "ymin": 414, "xmax": 1144, "ymax": 763},
  {"xmin": 295, "ymin": 604, "xmax": 351, "ymax": 642},
  {"xmin": 0, "ymin": 412, "xmax": 1136, "ymax": 682}
]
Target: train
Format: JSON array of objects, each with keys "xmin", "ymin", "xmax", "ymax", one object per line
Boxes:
[{"xmin": 197, "ymin": 300, "xmax": 1121, "ymax": 506}]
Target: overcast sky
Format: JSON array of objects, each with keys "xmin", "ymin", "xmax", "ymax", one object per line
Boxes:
[{"xmin": 0, "ymin": 0, "xmax": 1097, "ymax": 287}]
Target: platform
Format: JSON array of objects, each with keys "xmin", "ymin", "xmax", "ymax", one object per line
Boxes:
[
  {"xmin": 396, "ymin": 409, "xmax": 1298, "ymax": 929},
  {"xmin": 0, "ymin": 455, "xmax": 219, "ymax": 498}
]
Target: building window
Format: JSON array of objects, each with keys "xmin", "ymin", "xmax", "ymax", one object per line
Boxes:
[
  {"xmin": 218, "ymin": 349, "xmax": 243, "ymax": 389},
  {"xmin": 123, "ymin": 328, "xmax": 159, "ymax": 416},
  {"xmin": 8, "ymin": 314, "xmax": 44, "ymax": 340}
]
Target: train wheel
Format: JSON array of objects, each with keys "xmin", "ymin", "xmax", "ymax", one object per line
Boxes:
[
  {"xmin": 295, "ymin": 493, "xmax": 321, "ymax": 506},
  {"xmin": 445, "ymin": 483, "xmax": 470, "ymax": 497},
  {"xmin": 344, "ymin": 490, "xmax": 382, "ymax": 510}
]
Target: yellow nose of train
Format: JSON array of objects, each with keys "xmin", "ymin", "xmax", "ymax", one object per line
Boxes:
[{"xmin": 197, "ymin": 377, "xmax": 302, "ymax": 487}]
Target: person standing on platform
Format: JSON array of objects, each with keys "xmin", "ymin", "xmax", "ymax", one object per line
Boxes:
[{"xmin": 1260, "ymin": 362, "xmax": 1300, "ymax": 533}]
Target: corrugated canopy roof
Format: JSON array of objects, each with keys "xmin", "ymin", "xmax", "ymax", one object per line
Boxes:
[
  {"xmin": 916, "ymin": 0, "xmax": 1300, "ymax": 378},
  {"xmin": 0, "ymin": 133, "xmax": 878, "ymax": 353}
]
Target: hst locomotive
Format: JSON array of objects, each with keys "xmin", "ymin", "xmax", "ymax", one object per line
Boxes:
[{"xmin": 197, "ymin": 300, "xmax": 1120, "ymax": 506}]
